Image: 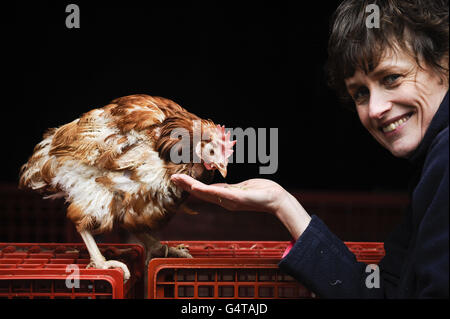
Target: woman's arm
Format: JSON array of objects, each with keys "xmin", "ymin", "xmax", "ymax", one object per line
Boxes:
[
  {"xmin": 171, "ymin": 173, "xmax": 386, "ymax": 298},
  {"xmin": 273, "ymin": 191, "xmax": 312, "ymax": 240}
]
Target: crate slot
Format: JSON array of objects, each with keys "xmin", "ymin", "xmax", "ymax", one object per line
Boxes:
[
  {"xmin": 156, "ymin": 269, "xmax": 174, "ymax": 283},
  {"xmin": 158, "ymin": 284, "xmax": 175, "ymax": 298},
  {"xmin": 198, "ymin": 285, "xmax": 214, "ymax": 298},
  {"xmin": 258, "ymin": 286, "xmax": 274, "ymax": 298},
  {"xmin": 218, "ymin": 270, "xmax": 235, "ymax": 282},
  {"xmin": 238, "ymin": 286, "xmax": 254, "ymax": 298},
  {"xmin": 237, "ymin": 270, "xmax": 257, "ymax": 282},
  {"xmin": 178, "ymin": 285, "xmax": 194, "ymax": 298},
  {"xmin": 258, "ymin": 270, "xmax": 276, "ymax": 282},
  {"xmin": 218, "ymin": 285, "xmax": 234, "ymax": 298},
  {"xmin": 197, "ymin": 269, "xmax": 215, "ymax": 282},
  {"xmin": 278, "ymin": 286, "xmax": 299, "ymax": 298},
  {"xmin": 177, "ymin": 270, "xmax": 195, "ymax": 282}
]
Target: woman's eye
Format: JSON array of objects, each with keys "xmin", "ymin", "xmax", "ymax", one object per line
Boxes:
[
  {"xmin": 352, "ymin": 87, "xmax": 369, "ymax": 103},
  {"xmin": 383, "ymin": 74, "xmax": 401, "ymax": 86}
]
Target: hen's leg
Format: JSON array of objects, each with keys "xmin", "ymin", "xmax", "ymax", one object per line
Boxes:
[
  {"xmin": 79, "ymin": 230, "xmax": 131, "ymax": 282},
  {"xmin": 134, "ymin": 232, "xmax": 192, "ymax": 298},
  {"xmin": 135, "ymin": 233, "xmax": 192, "ymax": 265}
]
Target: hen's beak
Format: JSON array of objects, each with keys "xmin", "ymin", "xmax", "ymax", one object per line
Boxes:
[
  {"xmin": 217, "ymin": 165, "xmax": 227, "ymax": 178},
  {"xmin": 211, "ymin": 163, "xmax": 227, "ymax": 178}
]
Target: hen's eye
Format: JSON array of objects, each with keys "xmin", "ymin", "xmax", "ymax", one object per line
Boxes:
[{"xmin": 209, "ymin": 149, "xmax": 215, "ymax": 155}]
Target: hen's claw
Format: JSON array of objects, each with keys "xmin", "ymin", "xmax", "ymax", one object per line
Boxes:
[
  {"xmin": 87, "ymin": 259, "xmax": 131, "ymax": 282},
  {"xmin": 168, "ymin": 244, "xmax": 193, "ymax": 258}
]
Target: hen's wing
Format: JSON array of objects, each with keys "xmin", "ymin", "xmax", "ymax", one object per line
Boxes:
[{"xmin": 49, "ymin": 94, "xmax": 189, "ymax": 170}]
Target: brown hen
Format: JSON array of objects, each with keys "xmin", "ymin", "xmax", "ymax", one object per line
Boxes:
[{"xmin": 19, "ymin": 94, "xmax": 235, "ymax": 281}]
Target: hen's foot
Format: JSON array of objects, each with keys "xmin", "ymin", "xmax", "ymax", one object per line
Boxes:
[
  {"xmin": 149, "ymin": 244, "xmax": 192, "ymax": 259},
  {"xmin": 167, "ymin": 244, "xmax": 193, "ymax": 258},
  {"xmin": 86, "ymin": 259, "xmax": 131, "ymax": 282}
]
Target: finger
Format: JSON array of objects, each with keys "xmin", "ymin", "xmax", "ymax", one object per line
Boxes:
[
  {"xmin": 172, "ymin": 174, "xmax": 240, "ymax": 203},
  {"xmin": 172, "ymin": 174, "xmax": 248, "ymax": 193},
  {"xmin": 172, "ymin": 174, "xmax": 231, "ymax": 196},
  {"xmin": 171, "ymin": 174, "xmax": 201, "ymax": 190},
  {"xmin": 171, "ymin": 174, "xmax": 223, "ymax": 203}
]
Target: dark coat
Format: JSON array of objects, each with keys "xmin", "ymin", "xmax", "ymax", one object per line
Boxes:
[{"xmin": 279, "ymin": 91, "xmax": 449, "ymax": 298}]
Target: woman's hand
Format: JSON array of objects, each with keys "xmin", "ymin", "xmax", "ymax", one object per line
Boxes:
[
  {"xmin": 171, "ymin": 174, "xmax": 311, "ymax": 239},
  {"xmin": 171, "ymin": 174, "xmax": 286, "ymax": 214}
]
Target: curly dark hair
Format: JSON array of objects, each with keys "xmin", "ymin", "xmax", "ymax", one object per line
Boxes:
[{"xmin": 326, "ymin": 0, "xmax": 449, "ymax": 106}]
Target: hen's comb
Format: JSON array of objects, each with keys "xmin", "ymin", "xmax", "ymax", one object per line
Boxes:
[{"xmin": 217, "ymin": 124, "xmax": 236, "ymax": 159}]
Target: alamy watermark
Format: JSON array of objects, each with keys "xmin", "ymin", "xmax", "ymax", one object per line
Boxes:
[
  {"xmin": 65, "ymin": 264, "xmax": 80, "ymax": 289},
  {"xmin": 366, "ymin": 4, "xmax": 380, "ymax": 29},
  {"xmin": 365, "ymin": 264, "xmax": 380, "ymax": 289},
  {"xmin": 65, "ymin": 4, "xmax": 80, "ymax": 29},
  {"xmin": 169, "ymin": 121, "xmax": 279, "ymax": 174}
]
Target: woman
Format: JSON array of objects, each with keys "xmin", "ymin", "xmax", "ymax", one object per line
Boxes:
[{"xmin": 171, "ymin": 0, "xmax": 449, "ymax": 298}]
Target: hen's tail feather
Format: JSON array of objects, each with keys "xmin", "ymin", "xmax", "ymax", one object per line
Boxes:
[{"xmin": 19, "ymin": 128, "xmax": 58, "ymax": 193}]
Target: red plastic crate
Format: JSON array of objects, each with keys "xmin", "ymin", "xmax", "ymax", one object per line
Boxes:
[
  {"xmin": 160, "ymin": 241, "xmax": 290, "ymax": 258},
  {"xmin": 161, "ymin": 241, "xmax": 385, "ymax": 262},
  {"xmin": 149, "ymin": 241, "xmax": 385, "ymax": 299},
  {"xmin": 148, "ymin": 258, "xmax": 313, "ymax": 299},
  {"xmin": 345, "ymin": 242, "xmax": 385, "ymax": 264},
  {"xmin": 0, "ymin": 243, "xmax": 145, "ymax": 299}
]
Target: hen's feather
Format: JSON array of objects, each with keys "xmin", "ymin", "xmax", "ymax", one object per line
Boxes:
[{"xmin": 19, "ymin": 94, "xmax": 214, "ymax": 234}]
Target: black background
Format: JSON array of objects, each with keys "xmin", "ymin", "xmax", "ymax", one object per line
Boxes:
[{"xmin": 5, "ymin": 1, "xmax": 411, "ymax": 192}]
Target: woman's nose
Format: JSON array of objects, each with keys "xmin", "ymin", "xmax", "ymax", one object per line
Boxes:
[{"xmin": 368, "ymin": 90, "xmax": 393, "ymax": 119}]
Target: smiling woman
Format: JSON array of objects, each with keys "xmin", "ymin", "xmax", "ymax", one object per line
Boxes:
[{"xmin": 173, "ymin": 0, "xmax": 449, "ymax": 298}]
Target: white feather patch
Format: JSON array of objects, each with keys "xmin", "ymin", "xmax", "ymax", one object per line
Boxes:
[{"xmin": 51, "ymin": 160, "xmax": 113, "ymax": 221}]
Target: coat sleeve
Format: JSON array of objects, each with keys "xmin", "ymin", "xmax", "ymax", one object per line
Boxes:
[
  {"xmin": 376, "ymin": 207, "xmax": 411, "ymax": 297},
  {"xmin": 411, "ymin": 129, "xmax": 449, "ymax": 298},
  {"xmin": 278, "ymin": 215, "xmax": 385, "ymax": 298}
]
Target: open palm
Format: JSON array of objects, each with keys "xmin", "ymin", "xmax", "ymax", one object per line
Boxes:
[{"xmin": 171, "ymin": 174, "xmax": 286, "ymax": 214}]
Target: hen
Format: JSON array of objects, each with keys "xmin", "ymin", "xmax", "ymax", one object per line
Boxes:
[{"xmin": 19, "ymin": 94, "xmax": 235, "ymax": 281}]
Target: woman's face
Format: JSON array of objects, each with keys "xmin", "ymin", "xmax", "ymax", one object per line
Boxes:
[{"xmin": 345, "ymin": 49, "xmax": 448, "ymax": 158}]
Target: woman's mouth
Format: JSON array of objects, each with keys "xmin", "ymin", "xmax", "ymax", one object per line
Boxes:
[{"xmin": 380, "ymin": 112, "xmax": 414, "ymax": 133}]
